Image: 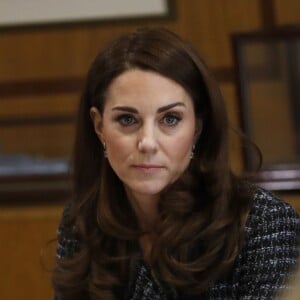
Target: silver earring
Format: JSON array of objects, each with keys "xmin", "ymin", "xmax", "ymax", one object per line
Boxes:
[
  {"xmin": 190, "ymin": 145, "xmax": 195, "ymax": 159},
  {"xmin": 103, "ymin": 142, "xmax": 108, "ymax": 158}
]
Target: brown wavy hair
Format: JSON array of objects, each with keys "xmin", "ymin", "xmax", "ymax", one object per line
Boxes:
[{"xmin": 52, "ymin": 27, "xmax": 253, "ymax": 299}]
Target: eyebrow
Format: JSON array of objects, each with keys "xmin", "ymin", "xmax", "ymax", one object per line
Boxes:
[
  {"xmin": 111, "ymin": 102, "xmax": 186, "ymax": 113},
  {"xmin": 112, "ymin": 106, "xmax": 138, "ymax": 113},
  {"xmin": 157, "ymin": 102, "xmax": 186, "ymax": 113}
]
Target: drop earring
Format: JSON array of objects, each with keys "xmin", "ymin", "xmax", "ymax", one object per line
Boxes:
[
  {"xmin": 103, "ymin": 141, "xmax": 108, "ymax": 158},
  {"xmin": 190, "ymin": 145, "xmax": 195, "ymax": 159}
]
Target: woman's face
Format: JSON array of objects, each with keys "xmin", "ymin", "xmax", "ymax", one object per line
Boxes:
[{"xmin": 91, "ymin": 69, "xmax": 201, "ymax": 201}]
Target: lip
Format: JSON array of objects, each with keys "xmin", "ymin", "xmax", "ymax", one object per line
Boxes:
[{"xmin": 132, "ymin": 164, "xmax": 164, "ymax": 172}]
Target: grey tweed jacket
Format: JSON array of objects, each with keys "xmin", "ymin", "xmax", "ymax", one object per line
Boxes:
[{"xmin": 55, "ymin": 188, "xmax": 300, "ymax": 299}]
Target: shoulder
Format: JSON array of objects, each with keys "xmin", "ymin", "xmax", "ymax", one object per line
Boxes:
[
  {"xmin": 243, "ymin": 185, "xmax": 299, "ymax": 262},
  {"xmin": 228, "ymin": 187, "xmax": 300, "ymax": 297},
  {"xmin": 246, "ymin": 186, "xmax": 299, "ymax": 233},
  {"xmin": 56, "ymin": 202, "xmax": 80, "ymax": 259}
]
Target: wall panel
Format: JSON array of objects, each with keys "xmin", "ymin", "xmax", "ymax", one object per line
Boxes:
[
  {"xmin": 178, "ymin": 0, "xmax": 262, "ymax": 68},
  {"xmin": 0, "ymin": 204, "xmax": 62, "ymax": 300},
  {"xmin": 0, "ymin": 93, "xmax": 79, "ymax": 118},
  {"xmin": 274, "ymin": 0, "xmax": 300, "ymax": 25}
]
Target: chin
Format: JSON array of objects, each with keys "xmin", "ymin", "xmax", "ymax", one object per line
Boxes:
[
  {"xmin": 129, "ymin": 183, "xmax": 166, "ymax": 196},
  {"xmin": 136, "ymin": 187, "xmax": 164, "ymax": 196}
]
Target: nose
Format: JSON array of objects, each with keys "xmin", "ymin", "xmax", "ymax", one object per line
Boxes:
[{"xmin": 137, "ymin": 122, "xmax": 158, "ymax": 153}]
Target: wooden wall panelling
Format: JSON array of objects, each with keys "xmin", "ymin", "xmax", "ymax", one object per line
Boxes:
[
  {"xmin": 0, "ymin": 93, "xmax": 79, "ymax": 117},
  {"xmin": 274, "ymin": 0, "xmax": 300, "ymax": 26},
  {"xmin": 0, "ymin": 122, "xmax": 75, "ymax": 157},
  {"xmin": 0, "ymin": 92, "xmax": 78, "ymax": 157},
  {"xmin": 260, "ymin": 0, "xmax": 276, "ymax": 28},
  {"xmin": 0, "ymin": 28, "xmax": 96, "ymax": 80},
  {"xmin": 0, "ymin": 17, "xmax": 178, "ymax": 82},
  {"xmin": 176, "ymin": 0, "xmax": 262, "ymax": 68},
  {"xmin": 0, "ymin": 77, "xmax": 83, "ymax": 98},
  {"xmin": 0, "ymin": 204, "xmax": 63, "ymax": 300}
]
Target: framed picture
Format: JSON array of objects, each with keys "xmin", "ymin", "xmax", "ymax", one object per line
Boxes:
[
  {"xmin": 232, "ymin": 27, "xmax": 300, "ymax": 191},
  {"xmin": 0, "ymin": 0, "xmax": 172, "ymax": 28}
]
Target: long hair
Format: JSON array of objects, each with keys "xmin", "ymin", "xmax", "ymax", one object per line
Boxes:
[{"xmin": 52, "ymin": 27, "xmax": 253, "ymax": 299}]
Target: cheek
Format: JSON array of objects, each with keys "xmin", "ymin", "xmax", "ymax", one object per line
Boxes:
[
  {"xmin": 166, "ymin": 134, "xmax": 194, "ymax": 159},
  {"xmin": 105, "ymin": 131, "xmax": 133, "ymax": 159}
]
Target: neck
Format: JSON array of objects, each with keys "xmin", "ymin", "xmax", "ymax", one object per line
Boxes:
[{"xmin": 125, "ymin": 188, "xmax": 159, "ymax": 231}]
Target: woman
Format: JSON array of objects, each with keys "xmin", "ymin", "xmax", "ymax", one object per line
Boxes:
[{"xmin": 52, "ymin": 28, "xmax": 299, "ymax": 299}]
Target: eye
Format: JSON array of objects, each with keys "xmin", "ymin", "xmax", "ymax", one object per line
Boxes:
[
  {"xmin": 116, "ymin": 114, "xmax": 137, "ymax": 126},
  {"xmin": 161, "ymin": 113, "xmax": 182, "ymax": 127}
]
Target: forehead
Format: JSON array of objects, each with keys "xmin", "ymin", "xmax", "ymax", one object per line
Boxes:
[{"xmin": 104, "ymin": 69, "xmax": 194, "ymax": 110}]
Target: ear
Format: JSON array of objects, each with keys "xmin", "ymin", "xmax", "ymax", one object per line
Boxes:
[{"xmin": 90, "ymin": 106, "xmax": 104, "ymax": 142}]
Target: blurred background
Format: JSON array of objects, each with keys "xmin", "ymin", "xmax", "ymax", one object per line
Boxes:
[{"xmin": 0, "ymin": 1, "xmax": 299, "ymax": 299}]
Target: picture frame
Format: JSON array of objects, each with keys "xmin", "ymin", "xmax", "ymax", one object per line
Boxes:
[
  {"xmin": 232, "ymin": 26, "xmax": 300, "ymax": 191},
  {"xmin": 0, "ymin": 0, "xmax": 172, "ymax": 28}
]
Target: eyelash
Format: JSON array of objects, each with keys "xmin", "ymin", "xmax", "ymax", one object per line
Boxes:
[
  {"xmin": 161, "ymin": 113, "xmax": 182, "ymax": 127},
  {"xmin": 115, "ymin": 113, "xmax": 182, "ymax": 127},
  {"xmin": 116, "ymin": 114, "xmax": 137, "ymax": 126}
]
